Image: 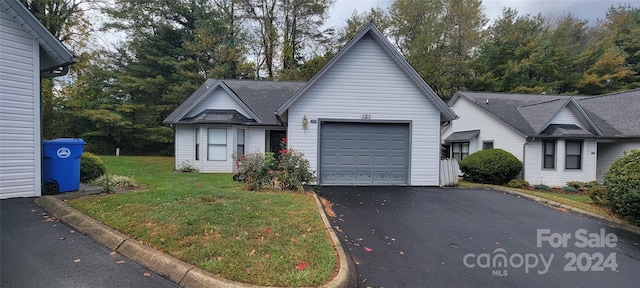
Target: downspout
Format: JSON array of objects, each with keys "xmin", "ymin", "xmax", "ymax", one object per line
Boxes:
[{"xmin": 523, "ymin": 136, "xmax": 536, "ymax": 181}]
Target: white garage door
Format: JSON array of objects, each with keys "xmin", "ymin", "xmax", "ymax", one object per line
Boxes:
[{"xmin": 319, "ymin": 122, "xmax": 410, "ymax": 185}]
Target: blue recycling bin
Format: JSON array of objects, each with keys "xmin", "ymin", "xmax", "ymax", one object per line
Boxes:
[{"xmin": 42, "ymin": 138, "xmax": 86, "ymax": 193}]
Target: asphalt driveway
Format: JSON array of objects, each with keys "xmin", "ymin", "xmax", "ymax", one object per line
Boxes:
[
  {"xmin": 1, "ymin": 197, "xmax": 177, "ymax": 288},
  {"xmin": 318, "ymin": 186, "xmax": 640, "ymax": 288}
]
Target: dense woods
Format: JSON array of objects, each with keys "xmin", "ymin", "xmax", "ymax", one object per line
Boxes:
[{"xmin": 22, "ymin": 0, "xmax": 640, "ymax": 155}]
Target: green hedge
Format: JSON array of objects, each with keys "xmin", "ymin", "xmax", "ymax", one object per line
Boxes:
[
  {"xmin": 459, "ymin": 149, "xmax": 523, "ymax": 185},
  {"xmin": 80, "ymin": 152, "xmax": 106, "ymax": 183},
  {"xmin": 604, "ymin": 150, "xmax": 640, "ymax": 225}
]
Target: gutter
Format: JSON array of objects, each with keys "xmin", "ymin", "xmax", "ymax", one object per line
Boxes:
[{"xmin": 41, "ymin": 57, "xmax": 80, "ymax": 79}]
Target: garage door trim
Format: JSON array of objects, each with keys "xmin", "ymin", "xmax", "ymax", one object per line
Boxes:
[{"xmin": 317, "ymin": 119, "xmax": 412, "ymax": 186}]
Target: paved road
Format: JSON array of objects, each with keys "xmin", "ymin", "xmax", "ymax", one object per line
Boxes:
[
  {"xmin": 1, "ymin": 197, "xmax": 177, "ymax": 288},
  {"xmin": 318, "ymin": 187, "xmax": 640, "ymax": 288}
]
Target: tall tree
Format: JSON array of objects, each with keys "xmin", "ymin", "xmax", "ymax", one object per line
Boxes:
[
  {"xmin": 239, "ymin": 0, "xmax": 333, "ymax": 79},
  {"xmin": 469, "ymin": 8, "xmax": 546, "ymax": 93},
  {"xmin": 390, "ymin": 0, "xmax": 487, "ymax": 100},
  {"xmin": 20, "ymin": 0, "xmax": 92, "ymax": 139}
]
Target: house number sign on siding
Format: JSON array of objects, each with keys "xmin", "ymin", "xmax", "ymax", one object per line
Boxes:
[{"xmin": 361, "ymin": 114, "xmax": 372, "ymax": 119}]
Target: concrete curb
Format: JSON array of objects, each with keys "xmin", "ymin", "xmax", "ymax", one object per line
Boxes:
[
  {"xmin": 483, "ymin": 186, "xmax": 640, "ymax": 236},
  {"xmin": 34, "ymin": 195, "xmax": 356, "ymax": 288}
]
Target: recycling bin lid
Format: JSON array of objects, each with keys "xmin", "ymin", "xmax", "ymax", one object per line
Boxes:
[{"xmin": 43, "ymin": 138, "xmax": 87, "ymax": 145}]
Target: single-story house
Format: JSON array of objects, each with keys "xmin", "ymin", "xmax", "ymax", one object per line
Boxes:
[
  {"xmin": 0, "ymin": 0, "xmax": 77, "ymax": 199},
  {"xmin": 441, "ymin": 90, "xmax": 640, "ymax": 186},
  {"xmin": 164, "ymin": 23, "xmax": 457, "ymax": 186}
]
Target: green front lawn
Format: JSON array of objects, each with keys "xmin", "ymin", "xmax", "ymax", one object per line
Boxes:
[{"xmin": 68, "ymin": 156, "xmax": 336, "ymax": 287}]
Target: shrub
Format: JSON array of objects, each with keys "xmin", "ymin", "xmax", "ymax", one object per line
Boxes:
[
  {"xmin": 177, "ymin": 160, "xmax": 199, "ymax": 173},
  {"xmin": 584, "ymin": 181, "xmax": 601, "ymax": 188},
  {"xmin": 237, "ymin": 152, "xmax": 277, "ymax": 191},
  {"xmin": 459, "ymin": 149, "xmax": 523, "ymax": 185},
  {"xmin": 80, "ymin": 152, "xmax": 106, "ymax": 183},
  {"xmin": 534, "ymin": 184, "xmax": 552, "ymax": 191},
  {"xmin": 562, "ymin": 186, "xmax": 579, "ymax": 193},
  {"xmin": 90, "ymin": 174, "xmax": 137, "ymax": 193},
  {"xmin": 507, "ymin": 179, "xmax": 530, "ymax": 188},
  {"xmin": 604, "ymin": 150, "xmax": 640, "ymax": 225},
  {"xmin": 588, "ymin": 186, "xmax": 608, "ymax": 205},
  {"xmin": 276, "ymin": 148, "xmax": 316, "ymax": 191},
  {"xmin": 565, "ymin": 181, "xmax": 585, "ymax": 189}
]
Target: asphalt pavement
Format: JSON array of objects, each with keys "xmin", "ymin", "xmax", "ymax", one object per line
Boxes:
[
  {"xmin": 0, "ymin": 197, "xmax": 177, "ymax": 288},
  {"xmin": 318, "ymin": 186, "xmax": 640, "ymax": 288}
]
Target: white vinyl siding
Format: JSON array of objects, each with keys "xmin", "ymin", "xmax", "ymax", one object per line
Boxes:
[
  {"xmin": 0, "ymin": 7, "xmax": 41, "ymax": 199},
  {"xmin": 174, "ymin": 125, "xmax": 195, "ymax": 169},
  {"xmin": 246, "ymin": 128, "xmax": 267, "ymax": 155},
  {"xmin": 286, "ymin": 34, "xmax": 442, "ymax": 185},
  {"xmin": 597, "ymin": 140, "xmax": 640, "ymax": 182},
  {"xmin": 186, "ymin": 87, "xmax": 252, "ymax": 119},
  {"xmin": 525, "ymin": 139, "xmax": 597, "ymax": 186},
  {"xmin": 442, "ymin": 96, "xmax": 526, "ymax": 159}
]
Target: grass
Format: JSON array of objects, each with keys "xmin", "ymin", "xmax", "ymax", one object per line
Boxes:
[
  {"xmin": 458, "ymin": 181, "xmax": 616, "ymax": 218},
  {"xmin": 68, "ymin": 156, "xmax": 336, "ymax": 287}
]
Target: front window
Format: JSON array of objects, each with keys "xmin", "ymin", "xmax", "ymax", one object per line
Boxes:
[
  {"xmin": 452, "ymin": 142, "xmax": 469, "ymax": 162},
  {"xmin": 208, "ymin": 128, "xmax": 227, "ymax": 161},
  {"xmin": 483, "ymin": 141, "xmax": 494, "ymax": 149},
  {"xmin": 543, "ymin": 140, "xmax": 556, "ymax": 169},
  {"xmin": 565, "ymin": 140, "xmax": 582, "ymax": 169},
  {"xmin": 195, "ymin": 127, "xmax": 200, "ymax": 160},
  {"xmin": 237, "ymin": 129, "xmax": 245, "ymax": 159}
]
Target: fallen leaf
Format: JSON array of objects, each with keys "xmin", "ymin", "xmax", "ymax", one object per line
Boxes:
[
  {"xmin": 216, "ymin": 256, "xmax": 223, "ymax": 261},
  {"xmin": 265, "ymin": 227, "xmax": 272, "ymax": 234},
  {"xmin": 73, "ymin": 259, "xmax": 81, "ymax": 263},
  {"xmin": 291, "ymin": 237, "xmax": 298, "ymax": 243},
  {"xmin": 262, "ymin": 254, "xmax": 270, "ymax": 259},
  {"xmin": 58, "ymin": 237, "xmax": 66, "ymax": 241},
  {"xmin": 249, "ymin": 250, "xmax": 256, "ymax": 256},
  {"xmin": 364, "ymin": 247, "xmax": 373, "ymax": 252},
  {"xmin": 296, "ymin": 261, "xmax": 310, "ymax": 271},
  {"xmin": 31, "ymin": 209, "xmax": 36, "ymax": 212},
  {"xmin": 70, "ymin": 230, "xmax": 75, "ymax": 234},
  {"xmin": 143, "ymin": 272, "xmax": 151, "ymax": 277},
  {"xmin": 334, "ymin": 226, "xmax": 343, "ymax": 233},
  {"xmin": 399, "ymin": 251, "xmax": 405, "ymax": 255},
  {"xmin": 109, "ymin": 251, "xmax": 116, "ymax": 256},
  {"xmin": 116, "ymin": 260, "xmax": 125, "ymax": 264}
]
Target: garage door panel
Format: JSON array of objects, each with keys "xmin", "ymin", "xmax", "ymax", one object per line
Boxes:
[{"xmin": 320, "ymin": 122, "xmax": 409, "ymax": 185}]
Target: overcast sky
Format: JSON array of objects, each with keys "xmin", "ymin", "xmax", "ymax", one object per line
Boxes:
[{"xmin": 325, "ymin": 0, "xmax": 640, "ymax": 29}]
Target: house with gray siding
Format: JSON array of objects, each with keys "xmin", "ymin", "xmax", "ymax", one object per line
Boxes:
[
  {"xmin": 441, "ymin": 90, "xmax": 640, "ymax": 186},
  {"xmin": 0, "ymin": 0, "xmax": 77, "ymax": 199},
  {"xmin": 164, "ymin": 23, "xmax": 457, "ymax": 186}
]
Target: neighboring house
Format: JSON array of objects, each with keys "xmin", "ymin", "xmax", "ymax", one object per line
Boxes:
[
  {"xmin": 164, "ymin": 23, "xmax": 457, "ymax": 186},
  {"xmin": 441, "ymin": 90, "xmax": 640, "ymax": 186},
  {"xmin": 0, "ymin": 0, "xmax": 77, "ymax": 199}
]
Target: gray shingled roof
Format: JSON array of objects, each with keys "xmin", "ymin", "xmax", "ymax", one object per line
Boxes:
[
  {"xmin": 178, "ymin": 110, "xmax": 256, "ymax": 125},
  {"xmin": 163, "ymin": 79, "xmax": 305, "ymax": 126},
  {"xmin": 223, "ymin": 79, "xmax": 306, "ymax": 124},
  {"xmin": 444, "ymin": 130, "xmax": 480, "ymax": 142},
  {"xmin": 453, "ymin": 90, "xmax": 638, "ymax": 138},
  {"xmin": 577, "ymin": 89, "xmax": 640, "ymax": 137}
]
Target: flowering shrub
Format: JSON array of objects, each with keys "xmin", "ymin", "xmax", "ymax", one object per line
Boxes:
[
  {"xmin": 276, "ymin": 147, "xmax": 316, "ymax": 191},
  {"xmin": 236, "ymin": 152, "xmax": 277, "ymax": 191},
  {"xmin": 236, "ymin": 138, "xmax": 316, "ymax": 191}
]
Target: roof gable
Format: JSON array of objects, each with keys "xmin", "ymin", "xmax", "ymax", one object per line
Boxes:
[
  {"xmin": 1, "ymin": 0, "xmax": 76, "ymax": 75},
  {"xmin": 163, "ymin": 79, "xmax": 305, "ymax": 125},
  {"xmin": 275, "ymin": 22, "xmax": 457, "ymax": 122},
  {"xmin": 453, "ymin": 91, "xmax": 620, "ymax": 138}
]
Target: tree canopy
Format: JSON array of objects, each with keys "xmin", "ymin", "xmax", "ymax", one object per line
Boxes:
[{"xmin": 27, "ymin": 0, "xmax": 640, "ymax": 155}]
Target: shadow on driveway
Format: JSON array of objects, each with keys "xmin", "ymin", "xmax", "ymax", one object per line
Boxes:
[{"xmin": 318, "ymin": 186, "xmax": 640, "ymax": 288}]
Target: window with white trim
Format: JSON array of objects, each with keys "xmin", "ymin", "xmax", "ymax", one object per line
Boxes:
[
  {"xmin": 237, "ymin": 129, "xmax": 245, "ymax": 159},
  {"xmin": 482, "ymin": 141, "xmax": 494, "ymax": 149},
  {"xmin": 565, "ymin": 140, "xmax": 582, "ymax": 169},
  {"xmin": 195, "ymin": 127, "xmax": 200, "ymax": 160},
  {"xmin": 208, "ymin": 128, "xmax": 227, "ymax": 161},
  {"xmin": 543, "ymin": 140, "xmax": 556, "ymax": 169},
  {"xmin": 452, "ymin": 142, "xmax": 469, "ymax": 162}
]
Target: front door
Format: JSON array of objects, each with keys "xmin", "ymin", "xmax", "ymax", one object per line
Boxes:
[{"xmin": 268, "ymin": 130, "xmax": 286, "ymax": 158}]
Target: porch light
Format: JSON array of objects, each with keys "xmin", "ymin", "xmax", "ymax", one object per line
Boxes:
[{"xmin": 302, "ymin": 115, "xmax": 308, "ymax": 130}]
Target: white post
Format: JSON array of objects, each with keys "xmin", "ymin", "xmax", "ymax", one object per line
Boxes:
[{"xmin": 116, "ymin": 148, "xmax": 120, "ymax": 156}]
